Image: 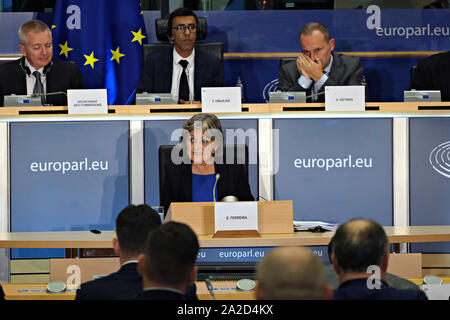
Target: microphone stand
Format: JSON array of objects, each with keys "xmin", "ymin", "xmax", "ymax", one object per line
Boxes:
[
  {"xmin": 205, "ymin": 278, "xmax": 216, "ymax": 300},
  {"xmin": 212, "ymin": 173, "xmax": 220, "ymax": 202}
]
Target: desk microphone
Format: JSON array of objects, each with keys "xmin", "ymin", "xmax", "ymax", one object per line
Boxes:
[
  {"xmin": 213, "ymin": 173, "xmax": 220, "ymax": 202},
  {"xmin": 31, "ymin": 91, "xmax": 67, "ymax": 105},
  {"xmin": 205, "ymin": 278, "xmax": 216, "ymax": 300},
  {"xmin": 31, "ymin": 91, "xmax": 67, "ymax": 98},
  {"xmin": 305, "ymin": 90, "xmax": 325, "ymax": 101}
]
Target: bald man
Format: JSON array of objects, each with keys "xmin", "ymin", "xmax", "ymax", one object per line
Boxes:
[
  {"xmin": 331, "ymin": 219, "xmax": 427, "ymax": 300},
  {"xmin": 278, "ymin": 22, "xmax": 364, "ymax": 102},
  {"xmin": 255, "ymin": 246, "xmax": 332, "ymax": 300}
]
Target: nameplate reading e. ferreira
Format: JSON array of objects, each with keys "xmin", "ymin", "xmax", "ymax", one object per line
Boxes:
[
  {"xmin": 201, "ymin": 87, "xmax": 241, "ymax": 113},
  {"xmin": 67, "ymin": 89, "xmax": 108, "ymax": 114},
  {"xmin": 325, "ymin": 85, "xmax": 365, "ymax": 111},
  {"xmin": 214, "ymin": 202, "xmax": 258, "ymax": 233}
]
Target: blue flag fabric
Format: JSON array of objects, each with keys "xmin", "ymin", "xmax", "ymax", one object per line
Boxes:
[{"xmin": 52, "ymin": 0, "xmax": 147, "ymax": 105}]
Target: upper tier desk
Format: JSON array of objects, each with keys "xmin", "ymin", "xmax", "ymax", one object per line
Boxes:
[{"xmin": 0, "ymin": 101, "xmax": 449, "ymax": 116}]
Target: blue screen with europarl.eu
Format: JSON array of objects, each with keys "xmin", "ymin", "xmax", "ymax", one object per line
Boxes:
[{"xmin": 10, "ymin": 121, "xmax": 129, "ymax": 259}]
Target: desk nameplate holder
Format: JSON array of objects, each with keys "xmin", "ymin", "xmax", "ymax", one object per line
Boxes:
[
  {"xmin": 213, "ymin": 202, "xmax": 260, "ymax": 238},
  {"xmin": 165, "ymin": 201, "xmax": 293, "ymax": 237},
  {"xmin": 213, "ymin": 230, "xmax": 261, "ymax": 238}
]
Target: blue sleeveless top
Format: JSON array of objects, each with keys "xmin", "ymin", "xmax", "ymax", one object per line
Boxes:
[{"xmin": 192, "ymin": 173, "xmax": 217, "ymax": 202}]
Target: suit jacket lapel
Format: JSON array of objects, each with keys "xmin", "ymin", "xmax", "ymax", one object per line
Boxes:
[
  {"xmin": 193, "ymin": 50, "xmax": 203, "ymax": 100},
  {"xmin": 327, "ymin": 51, "xmax": 340, "ymax": 81},
  {"xmin": 13, "ymin": 60, "xmax": 27, "ymax": 95},
  {"xmin": 180, "ymin": 163, "xmax": 192, "ymax": 202}
]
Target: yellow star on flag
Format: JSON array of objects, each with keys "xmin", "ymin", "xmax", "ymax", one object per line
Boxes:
[
  {"xmin": 131, "ymin": 28, "xmax": 146, "ymax": 45},
  {"xmin": 84, "ymin": 51, "xmax": 99, "ymax": 69},
  {"xmin": 59, "ymin": 41, "xmax": 73, "ymax": 59},
  {"xmin": 51, "ymin": 25, "xmax": 56, "ymax": 30},
  {"xmin": 110, "ymin": 46, "xmax": 125, "ymax": 64}
]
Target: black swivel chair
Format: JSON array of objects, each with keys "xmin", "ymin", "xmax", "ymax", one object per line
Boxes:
[
  {"xmin": 158, "ymin": 144, "xmax": 249, "ymax": 208},
  {"xmin": 142, "ymin": 17, "xmax": 223, "ymax": 67}
]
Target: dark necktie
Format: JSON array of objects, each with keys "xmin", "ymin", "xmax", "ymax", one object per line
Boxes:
[
  {"xmin": 178, "ymin": 60, "xmax": 189, "ymax": 102},
  {"xmin": 33, "ymin": 71, "xmax": 45, "ymax": 105}
]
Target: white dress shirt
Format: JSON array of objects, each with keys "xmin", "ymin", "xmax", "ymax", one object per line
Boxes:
[
  {"xmin": 171, "ymin": 48, "xmax": 195, "ymax": 102},
  {"xmin": 25, "ymin": 58, "xmax": 47, "ymax": 96}
]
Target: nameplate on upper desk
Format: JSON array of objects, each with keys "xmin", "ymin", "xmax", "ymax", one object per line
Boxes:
[
  {"xmin": 325, "ymin": 86, "xmax": 365, "ymax": 111},
  {"xmin": 67, "ymin": 89, "xmax": 108, "ymax": 114},
  {"xmin": 201, "ymin": 87, "xmax": 241, "ymax": 113},
  {"xmin": 214, "ymin": 202, "xmax": 258, "ymax": 233}
]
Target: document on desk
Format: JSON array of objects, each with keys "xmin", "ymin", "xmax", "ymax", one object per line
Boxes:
[{"xmin": 294, "ymin": 221, "xmax": 339, "ymax": 231}]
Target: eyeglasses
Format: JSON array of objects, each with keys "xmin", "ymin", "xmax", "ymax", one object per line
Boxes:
[{"xmin": 172, "ymin": 24, "xmax": 197, "ymax": 33}]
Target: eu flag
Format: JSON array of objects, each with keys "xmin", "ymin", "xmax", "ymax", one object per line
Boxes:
[{"xmin": 52, "ymin": 0, "xmax": 147, "ymax": 105}]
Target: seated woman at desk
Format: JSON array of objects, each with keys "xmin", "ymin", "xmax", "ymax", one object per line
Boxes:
[{"xmin": 160, "ymin": 113, "xmax": 254, "ymax": 213}]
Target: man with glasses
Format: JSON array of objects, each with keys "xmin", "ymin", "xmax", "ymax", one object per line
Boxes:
[
  {"xmin": 137, "ymin": 8, "xmax": 224, "ymax": 104},
  {"xmin": 0, "ymin": 20, "xmax": 84, "ymax": 106}
]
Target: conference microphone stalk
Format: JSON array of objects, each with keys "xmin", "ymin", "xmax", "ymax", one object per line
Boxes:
[
  {"xmin": 31, "ymin": 91, "xmax": 67, "ymax": 98},
  {"xmin": 205, "ymin": 278, "xmax": 216, "ymax": 300},
  {"xmin": 213, "ymin": 173, "xmax": 220, "ymax": 202},
  {"xmin": 305, "ymin": 90, "xmax": 325, "ymax": 101}
]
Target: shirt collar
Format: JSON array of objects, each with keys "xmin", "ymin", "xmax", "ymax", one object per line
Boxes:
[
  {"xmin": 339, "ymin": 278, "xmax": 389, "ymax": 289},
  {"xmin": 24, "ymin": 58, "xmax": 44, "ymax": 75},
  {"xmin": 142, "ymin": 287, "xmax": 185, "ymax": 295},
  {"xmin": 173, "ymin": 47, "xmax": 195, "ymax": 66},
  {"xmin": 324, "ymin": 53, "xmax": 333, "ymax": 75},
  {"xmin": 121, "ymin": 260, "xmax": 138, "ymax": 267}
]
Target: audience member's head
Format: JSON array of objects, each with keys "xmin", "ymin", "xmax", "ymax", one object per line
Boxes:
[
  {"xmin": 138, "ymin": 221, "xmax": 199, "ymax": 293},
  {"xmin": 113, "ymin": 204, "xmax": 161, "ymax": 263},
  {"xmin": 331, "ymin": 219, "xmax": 390, "ymax": 283},
  {"xmin": 255, "ymin": 246, "xmax": 332, "ymax": 300}
]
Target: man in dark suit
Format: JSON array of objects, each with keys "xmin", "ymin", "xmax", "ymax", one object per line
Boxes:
[
  {"xmin": 136, "ymin": 8, "xmax": 224, "ymax": 104},
  {"xmin": 331, "ymin": 219, "xmax": 427, "ymax": 300},
  {"xmin": 75, "ymin": 204, "xmax": 198, "ymax": 300},
  {"xmin": 0, "ymin": 19, "xmax": 84, "ymax": 107},
  {"xmin": 410, "ymin": 50, "xmax": 450, "ymax": 101},
  {"xmin": 278, "ymin": 22, "xmax": 364, "ymax": 102},
  {"xmin": 136, "ymin": 221, "xmax": 199, "ymax": 300}
]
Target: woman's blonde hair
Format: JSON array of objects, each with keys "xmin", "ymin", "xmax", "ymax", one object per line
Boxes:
[{"xmin": 182, "ymin": 113, "xmax": 223, "ymax": 135}]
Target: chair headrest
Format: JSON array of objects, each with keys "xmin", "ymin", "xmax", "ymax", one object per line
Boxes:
[{"xmin": 155, "ymin": 17, "xmax": 207, "ymax": 42}]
